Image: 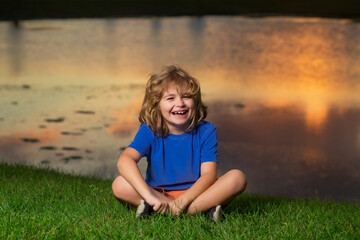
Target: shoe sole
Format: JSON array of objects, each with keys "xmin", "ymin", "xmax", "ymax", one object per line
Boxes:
[
  {"xmin": 213, "ymin": 205, "xmax": 222, "ymax": 222},
  {"xmin": 136, "ymin": 200, "xmax": 147, "ymax": 218}
]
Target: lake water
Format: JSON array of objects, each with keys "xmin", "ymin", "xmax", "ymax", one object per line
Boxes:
[{"xmin": 1, "ymin": 16, "xmax": 359, "ymax": 202}]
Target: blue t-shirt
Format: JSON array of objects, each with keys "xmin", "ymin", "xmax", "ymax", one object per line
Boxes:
[{"xmin": 128, "ymin": 120, "xmax": 218, "ymax": 190}]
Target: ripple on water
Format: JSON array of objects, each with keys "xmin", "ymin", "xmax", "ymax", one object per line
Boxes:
[
  {"xmin": 0, "ymin": 84, "xmax": 31, "ymax": 90},
  {"xmin": 75, "ymin": 110, "xmax": 95, "ymax": 114},
  {"xmin": 62, "ymin": 147, "xmax": 79, "ymax": 151},
  {"xmin": 39, "ymin": 146, "xmax": 57, "ymax": 150},
  {"xmin": 45, "ymin": 117, "xmax": 65, "ymax": 123},
  {"xmin": 61, "ymin": 131, "xmax": 83, "ymax": 136},
  {"xmin": 68, "ymin": 156, "xmax": 83, "ymax": 160},
  {"xmin": 22, "ymin": 138, "xmax": 39, "ymax": 143},
  {"xmin": 90, "ymin": 127, "xmax": 102, "ymax": 130},
  {"xmin": 61, "ymin": 156, "xmax": 83, "ymax": 163}
]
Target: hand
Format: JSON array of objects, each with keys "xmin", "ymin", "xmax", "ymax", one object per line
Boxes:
[
  {"xmin": 167, "ymin": 199, "xmax": 188, "ymax": 216},
  {"xmin": 145, "ymin": 195, "xmax": 168, "ymax": 214}
]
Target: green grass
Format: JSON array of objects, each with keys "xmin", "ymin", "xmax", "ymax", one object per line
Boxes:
[{"xmin": 1, "ymin": 163, "xmax": 359, "ymax": 239}]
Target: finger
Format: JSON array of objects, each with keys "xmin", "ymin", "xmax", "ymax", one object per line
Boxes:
[
  {"xmin": 167, "ymin": 205, "xmax": 174, "ymax": 215},
  {"xmin": 164, "ymin": 204, "xmax": 169, "ymax": 213},
  {"xmin": 158, "ymin": 203, "xmax": 166, "ymax": 213},
  {"xmin": 172, "ymin": 205, "xmax": 182, "ymax": 215},
  {"xmin": 152, "ymin": 204, "xmax": 160, "ymax": 212},
  {"xmin": 175, "ymin": 208, "xmax": 181, "ymax": 215},
  {"xmin": 168, "ymin": 208, "xmax": 174, "ymax": 216},
  {"xmin": 155, "ymin": 204, "xmax": 162, "ymax": 213},
  {"xmin": 158, "ymin": 206, "xmax": 163, "ymax": 214},
  {"xmin": 160, "ymin": 206, "xmax": 167, "ymax": 215},
  {"xmin": 159, "ymin": 204, "xmax": 167, "ymax": 214},
  {"xmin": 170, "ymin": 207, "xmax": 178, "ymax": 216}
]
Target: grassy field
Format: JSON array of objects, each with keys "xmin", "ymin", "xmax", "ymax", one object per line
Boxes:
[{"xmin": 1, "ymin": 163, "xmax": 359, "ymax": 239}]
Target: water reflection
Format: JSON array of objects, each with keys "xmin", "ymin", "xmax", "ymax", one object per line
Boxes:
[
  {"xmin": 6, "ymin": 22, "xmax": 24, "ymax": 78},
  {"xmin": 103, "ymin": 19, "xmax": 121, "ymax": 75},
  {"xmin": 0, "ymin": 16, "xmax": 359, "ymax": 201},
  {"xmin": 209, "ymin": 102, "xmax": 360, "ymax": 201}
]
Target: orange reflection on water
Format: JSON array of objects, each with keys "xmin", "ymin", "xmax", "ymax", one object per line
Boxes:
[
  {"xmin": 289, "ymin": 25, "xmax": 335, "ymax": 133},
  {"xmin": 0, "ymin": 128, "xmax": 61, "ymax": 147},
  {"xmin": 263, "ymin": 92, "xmax": 330, "ymax": 133},
  {"xmin": 302, "ymin": 147, "xmax": 327, "ymax": 166},
  {"xmin": 304, "ymin": 99, "xmax": 328, "ymax": 133},
  {"xmin": 107, "ymin": 98, "xmax": 142, "ymax": 137},
  {"xmin": 204, "ymin": 17, "xmax": 355, "ymax": 134}
]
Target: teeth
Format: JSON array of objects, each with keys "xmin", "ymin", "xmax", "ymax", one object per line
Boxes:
[{"xmin": 173, "ymin": 111, "xmax": 187, "ymax": 115}]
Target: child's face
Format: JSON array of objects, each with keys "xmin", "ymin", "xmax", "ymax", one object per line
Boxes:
[{"xmin": 159, "ymin": 82, "xmax": 194, "ymax": 135}]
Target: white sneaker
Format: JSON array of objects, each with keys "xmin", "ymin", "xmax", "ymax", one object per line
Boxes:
[
  {"xmin": 207, "ymin": 205, "xmax": 222, "ymax": 222},
  {"xmin": 136, "ymin": 200, "xmax": 153, "ymax": 218}
]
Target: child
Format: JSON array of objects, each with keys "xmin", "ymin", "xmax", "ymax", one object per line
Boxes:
[{"xmin": 112, "ymin": 65, "xmax": 247, "ymax": 221}]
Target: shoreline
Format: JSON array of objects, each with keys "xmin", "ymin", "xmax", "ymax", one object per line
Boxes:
[
  {"xmin": 1, "ymin": 162, "xmax": 359, "ymax": 239},
  {"xmin": 1, "ymin": 162, "xmax": 359, "ymax": 204},
  {"xmin": 2, "ymin": 13, "xmax": 360, "ymax": 22},
  {"xmin": 1, "ymin": 0, "xmax": 360, "ymax": 21}
]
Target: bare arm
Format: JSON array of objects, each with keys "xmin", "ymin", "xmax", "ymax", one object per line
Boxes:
[
  {"xmin": 168, "ymin": 161, "xmax": 218, "ymax": 215},
  {"xmin": 117, "ymin": 147, "xmax": 168, "ymax": 213}
]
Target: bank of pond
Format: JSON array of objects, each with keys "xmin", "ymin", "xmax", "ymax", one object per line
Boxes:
[{"xmin": 1, "ymin": 163, "xmax": 359, "ymax": 239}]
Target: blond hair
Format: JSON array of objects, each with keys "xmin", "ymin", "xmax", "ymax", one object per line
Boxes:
[{"xmin": 139, "ymin": 65, "xmax": 207, "ymax": 136}]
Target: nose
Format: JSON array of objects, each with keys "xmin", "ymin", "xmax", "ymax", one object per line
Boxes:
[{"xmin": 175, "ymin": 97, "xmax": 185, "ymax": 107}]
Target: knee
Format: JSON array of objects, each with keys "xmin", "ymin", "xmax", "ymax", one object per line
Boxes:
[
  {"xmin": 112, "ymin": 176, "xmax": 129, "ymax": 200},
  {"xmin": 226, "ymin": 169, "xmax": 247, "ymax": 194},
  {"xmin": 111, "ymin": 176, "xmax": 121, "ymax": 198}
]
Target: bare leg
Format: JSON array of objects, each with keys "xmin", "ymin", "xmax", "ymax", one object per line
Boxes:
[
  {"xmin": 187, "ymin": 169, "xmax": 247, "ymax": 215},
  {"xmin": 111, "ymin": 175, "xmax": 172, "ymax": 207}
]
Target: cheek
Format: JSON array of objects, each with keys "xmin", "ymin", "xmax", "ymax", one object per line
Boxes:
[
  {"xmin": 187, "ymin": 100, "xmax": 195, "ymax": 109},
  {"xmin": 159, "ymin": 101, "xmax": 170, "ymax": 113},
  {"xmin": 159, "ymin": 104, "xmax": 165, "ymax": 114}
]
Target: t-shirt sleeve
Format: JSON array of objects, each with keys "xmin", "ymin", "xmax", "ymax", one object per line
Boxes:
[
  {"xmin": 128, "ymin": 124, "xmax": 153, "ymax": 157},
  {"xmin": 200, "ymin": 123, "xmax": 218, "ymax": 163}
]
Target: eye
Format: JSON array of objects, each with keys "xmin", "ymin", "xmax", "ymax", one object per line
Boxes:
[
  {"xmin": 166, "ymin": 97, "xmax": 174, "ymax": 101},
  {"xmin": 182, "ymin": 95, "xmax": 191, "ymax": 99}
]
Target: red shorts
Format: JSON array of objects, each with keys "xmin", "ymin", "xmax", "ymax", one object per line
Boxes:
[{"xmin": 153, "ymin": 187, "xmax": 187, "ymax": 200}]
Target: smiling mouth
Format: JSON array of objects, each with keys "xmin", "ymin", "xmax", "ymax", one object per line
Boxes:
[{"xmin": 171, "ymin": 110, "xmax": 188, "ymax": 116}]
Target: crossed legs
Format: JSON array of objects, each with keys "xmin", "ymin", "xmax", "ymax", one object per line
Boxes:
[{"xmin": 112, "ymin": 169, "xmax": 247, "ymax": 214}]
